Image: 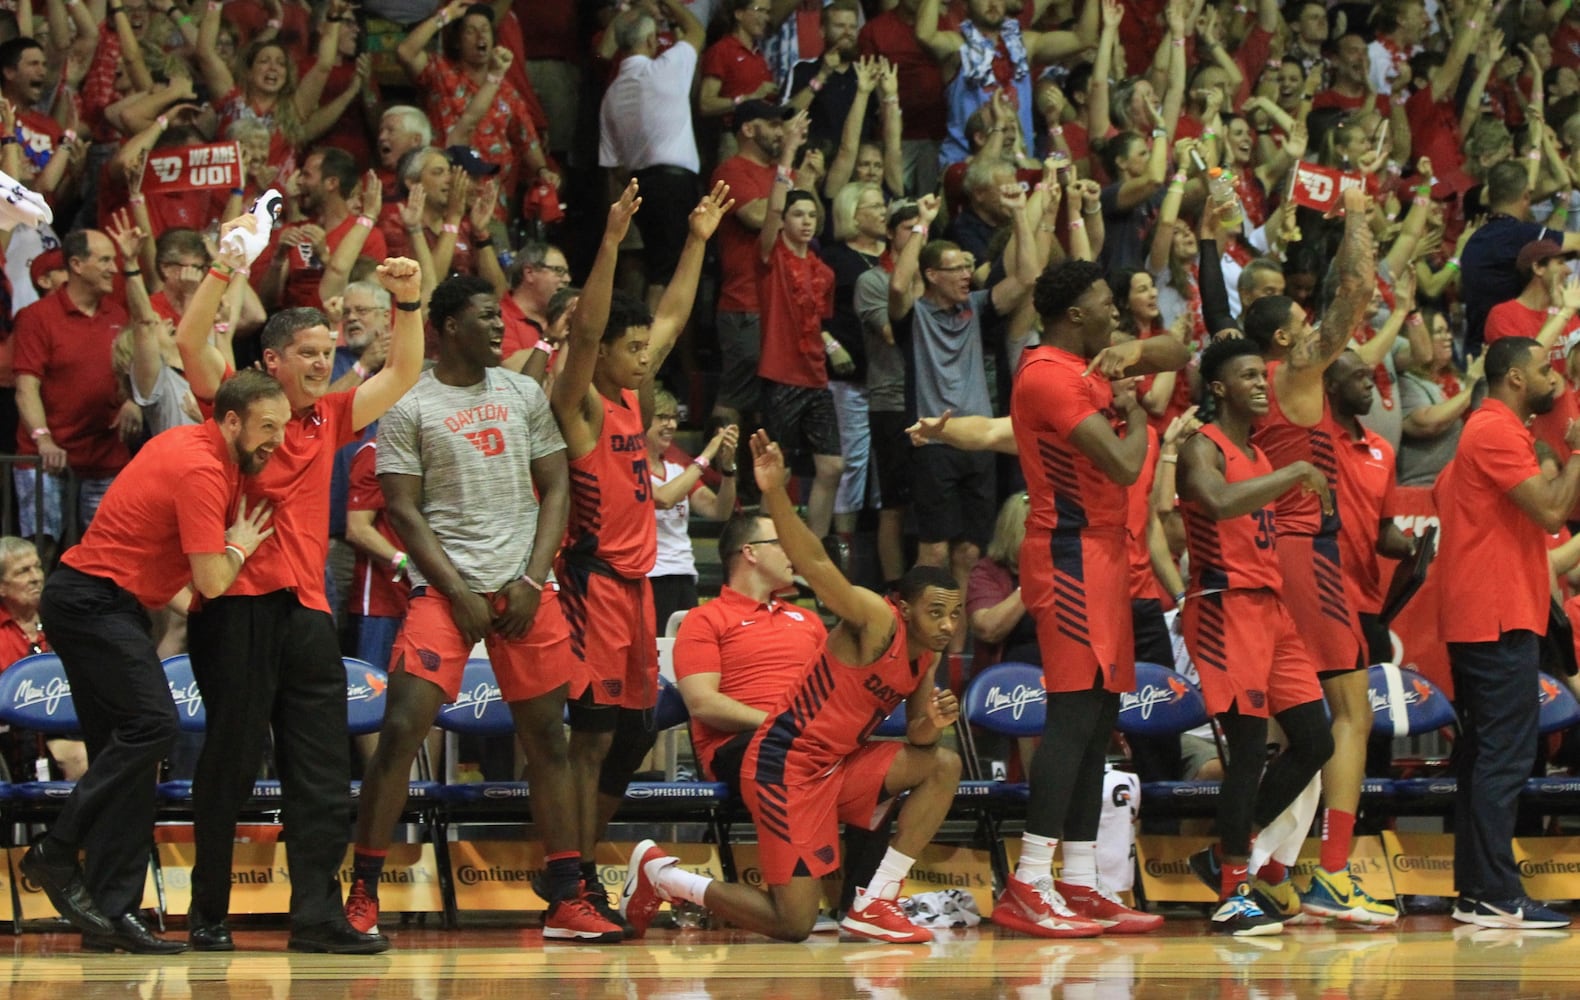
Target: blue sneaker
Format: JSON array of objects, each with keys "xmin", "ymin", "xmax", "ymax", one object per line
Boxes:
[
  {"xmin": 1457, "ymin": 897, "xmax": 1570, "ymax": 930},
  {"xmin": 1299, "ymin": 866, "xmax": 1398, "ymax": 925},
  {"xmin": 1211, "ymin": 883, "xmax": 1283, "ymax": 936},
  {"xmin": 1188, "ymin": 846, "xmax": 1222, "ymax": 894}
]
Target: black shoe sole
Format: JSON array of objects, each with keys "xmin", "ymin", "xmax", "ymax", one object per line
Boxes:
[
  {"xmin": 82, "ymin": 936, "xmax": 189, "ymax": 955},
  {"xmin": 287, "ymin": 937, "xmax": 391, "ymax": 955},
  {"xmin": 189, "ymin": 939, "xmax": 235, "ymax": 952},
  {"xmin": 20, "ymin": 857, "xmax": 114, "ymax": 937}
]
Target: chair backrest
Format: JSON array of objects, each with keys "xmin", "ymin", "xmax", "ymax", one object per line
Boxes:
[
  {"xmin": 163, "ymin": 654, "xmax": 206, "ymax": 733},
  {"xmin": 874, "ymin": 699, "xmax": 909, "ymax": 738},
  {"xmin": 962, "ymin": 661, "xmax": 1047, "ymax": 738},
  {"xmin": 664, "ymin": 609, "xmax": 689, "ymax": 639},
  {"xmin": 1368, "ymin": 663, "xmax": 1459, "ymax": 737},
  {"xmin": 1116, "ymin": 662, "xmax": 1210, "ymax": 736},
  {"xmin": 434, "ymin": 658, "xmax": 515, "ymax": 736},
  {"xmin": 0, "ymin": 653, "xmax": 77, "ymax": 733},
  {"xmin": 654, "ymin": 675, "xmax": 690, "ymax": 731},
  {"xmin": 344, "ymin": 658, "xmax": 389, "ymax": 736},
  {"xmin": 1538, "ymin": 673, "xmax": 1580, "ymax": 735}
]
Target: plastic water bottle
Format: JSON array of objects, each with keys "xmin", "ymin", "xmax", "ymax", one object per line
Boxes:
[{"xmin": 1206, "ymin": 167, "xmax": 1244, "ymax": 230}]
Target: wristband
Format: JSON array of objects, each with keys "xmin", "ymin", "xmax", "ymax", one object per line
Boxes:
[
  {"xmin": 1266, "ymin": 60, "xmax": 1281, "ymax": 71},
  {"xmin": 473, "ymin": 236, "xmax": 494, "ymax": 249},
  {"xmin": 1034, "ymin": 182, "xmax": 1047, "ymax": 192},
  {"xmin": 520, "ymin": 573, "xmax": 544, "ymax": 592},
  {"xmin": 225, "ymin": 543, "xmax": 247, "ymax": 563},
  {"xmin": 356, "ymin": 215, "xmax": 374, "ymax": 229},
  {"xmin": 1049, "ymin": 125, "xmax": 1064, "ymax": 137},
  {"xmin": 1160, "ymin": 453, "xmax": 1178, "ymax": 464},
  {"xmin": 486, "ymin": 73, "xmax": 503, "ymax": 85},
  {"xmin": 122, "ymin": 268, "xmax": 141, "ymax": 277},
  {"xmin": 396, "ymin": 300, "xmax": 421, "ymax": 312},
  {"xmin": 1173, "ymin": 590, "xmax": 1187, "ymax": 604},
  {"xmin": 207, "ymin": 0, "xmax": 221, "ymax": 10},
  {"xmin": 109, "ymin": 5, "xmax": 125, "ymax": 14},
  {"xmin": 1082, "ymin": 204, "xmax": 1101, "ymax": 215},
  {"xmin": 442, "ymin": 222, "xmax": 459, "ymax": 234},
  {"xmin": 1172, "ymin": 171, "xmax": 1187, "ymax": 184},
  {"xmin": 1069, "ymin": 218, "xmax": 1085, "ymax": 229},
  {"xmin": 353, "ymin": 361, "xmax": 369, "ymax": 379},
  {"xmin": 30, "ymin": 427, "xmax": 50, "ymax": 439},
  {"xmin": 1038, "ymin": 222, "xmax": 1058, "ymax": 233},
  {"xmin": 266, "ymin": 17, "xmax": 282, "ymax": 28},
  {"xmin": 156, "ymin": 114, "xmax": 169, "ymax": 131},
  {"xmin": 1172, "ymin": 37, "xmax": 1185, "ymax": 47},
  {"xmin": 809, "ymin": 75, "xmax": 824, "ymax": 93},
  {"xmin": 1529, "ymin": 149, "xmax": 1542, "ymax": 162},
  {"xmin": 881, "ymin": 95, "xmax": 899, "ymax": 105},
  {"xmin": 128, "ymin": 194, "xmax": 146, "ymax": 205},
  {"xmin": 1416, "ymin": 184, "xmax": 1432, "ymax": 198},
  {"xmin": 718, "ymin": 463, "xmax": 736, "ymax": 476},
  {"xmin": 1445, "ymin": 257, "xmax": 1461, "ymax": 272},
  {"xmin": 208, "ymin": 265, "xmax": 234, "ymax": 282},
  {"xmin": 733, "ymin": 94, "xmax": 744, "ymax": 107},
  {"xmin": 212, "ymin": 321, "xmax": 230, "ymax": 334},
  {"xmin": 1550, "ymin": 306, "xmax": 1564, "ymax": 317},
  {"xmin": 693, "ymin": 455, "xmax": 711, "ymax": 470},
  {"xmin": 229, "ymin": 187, "xmax": 244, "ymax": 197},
  {"xmin": 1467, "ymin": 18, "xmax": 1479, "ymax": 28},
  {"xmin": 775, "ymin": 165, "xmax": 794, "ymax": 181},
  {"xmin": 533, "ymin": 339, "xmax": 554, "ymax": 354},
  {"xmin": 0, "ymin": 136, "xmax": 16, "ymax": 146},
  {"xmin": 1202, "ymin": 129, "xmax": 1218, "ymax": 140},
  {"xmin": 823, "ymin": 338, "xmax": 842, "ymax": 356},
  {"xmin": 391, "ymin": 551, "xmax": 408, "ymax": 579},
  {"xmin": 911, "ymin": 223, "xmax": 928, "ymax": 235},
  {"xmin": 176, "ymin": 13, "xmax": 193, "ymax": 25}
]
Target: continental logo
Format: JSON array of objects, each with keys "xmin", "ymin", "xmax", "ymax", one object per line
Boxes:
[
  {"xmin": 909, "ymin": 869, "xmax": 989, "ymax": 888},
  {"xmin": 1389, "ymin": 852, "xmax": 1453, "ymax": 872},
  {"xmin": 1118, "ymin": 677, "xmax": 1191, "ymax": 720},
  {"xmin": 456, "ymin": 865, "xmax": 543, "ymax": 886},
  {"xmin": 230, "ymin": 867, "xmax": 289, "ymax": 884},
  {"xmin": 983, "ymin": 683, "xmax": 1045, "ymax": 720},
  {"xmin": 445, "ymin": 680, "xmax": 504, "ymax": 720},
  {"xmin": 340, "ymin": 865, "xmax": 435, "ymax": 884},
  {"xmin": 1519, "ymin": 858, "xmax": 1580, "ymax": 876},
  {"xmin": 1143, "ymin": 858, "xmax": 1197, "ymax": 877}
]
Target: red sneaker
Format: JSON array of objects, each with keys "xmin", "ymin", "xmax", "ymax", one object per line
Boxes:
[
  {"xmin": 990, "ymin": 876, "xmax": 1104, "ymax": 938},
  {"xmin": 1056, "ymin": 880, "xmax": 1164, "ymax": 934},
  {"xmin": 345, "ymin": 878, "xmax": 380, "ymax": 935},
  {"xmin": 544, "ymin": 896, "xmax": 624, "ymax": 943},
  {"xmin": 617, "ymin": 839, "xmax": 676, "ymax": 939},
  {"xmin": 840, "ymin": 897, "xmax": 933, "ymax": 944}
]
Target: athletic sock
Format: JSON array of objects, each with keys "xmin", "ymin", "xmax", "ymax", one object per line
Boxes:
[
  {"xmin": 1221, "ymin": 860, "xmax": 1249, "ymax": 902},
  {"xmin": 1014, "ymin": 833, "xmax": 1058, "ymax": 884},
  {"xmin": 1320, "ymin": 808, "xmax": 1356, "ymax": 873},
  {"xmin": 545, "ymin": 851, "xmax": 582, "ymax": 903},
  {"xmin": 656, "ymin": 865, "xmax": 711, "ymax": 906},
  {"xmin": 853, "ymin": 847, "xmax": 915, "ymax": 909},
  {"xmin": 1259, "ymin": 858, "xmax": 1288, "ymax": 884},
  {"xmin": 352, "ymin": 848, "xmax": 387, "ymax": 900},
  {"xmin": 1060, "ymin": 840, "xmax": 1099, "ymax": 890}
]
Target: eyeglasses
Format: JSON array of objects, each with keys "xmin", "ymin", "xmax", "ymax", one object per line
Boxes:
[
  {"xmin": 345, "ymin": 304, "xmax": 386, "ymax": 316},
  {"xmin": 742, "ymin": 538, "xmax": 781, "ymax": 550},
  {"xmin": 653, "ymin": 412, "xmax": 678, "ymax": 422},
  {"xmin": 533, "ymin": 263, "xmax": 571, "ymax": 277},
  {"xmin": 929, "ymin": 264, "xmax": 973, "ymax": 273}
]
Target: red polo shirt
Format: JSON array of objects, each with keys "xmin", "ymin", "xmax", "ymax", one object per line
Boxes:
[
  {"xmin": 61, "ymin": 421, "xmax": 239, "ymax": 607},
  {"xmin": 500, "ymin": 293, "xmax": 546, "ymax": 359},
  {"xmin": 858, "ymin": 11, "xmax": 947, "ymax": 141},
  {"xmin": 1434, "ymin": 398, "xmax": 1549, "ymax": 642},
  {"xmin": 0, "ymin": 604, "xmax": 46, "ymax": 671},
  {"xmin": 673, "ymin": 586, "xmax": 827, "ymax": 780},
  {"xmin": 346, "ymin": 440, "xmax": 407, "ymax": 619},
  {"xmin": 11, "ymin": 287, "xmax": 131, "ymax": 477},
  {"xmin": 229, "ymin": 389, "xmax": 359, "ymax": 613},
  {"xmin": 700, "ymin": 35, "xmax": 773, "ymax": 103},
  {"xmin": 1333, "ymin": 419, "xmax": 1400, "ymax": 615},
  {"xmin": 281, "ymin": 214, "xmax": 389, "ymax": 312}
]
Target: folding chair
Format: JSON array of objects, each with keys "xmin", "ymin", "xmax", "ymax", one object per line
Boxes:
[{"xmin": 1115, "ymin": 662, "xmax": 1222, "ymax": 820}]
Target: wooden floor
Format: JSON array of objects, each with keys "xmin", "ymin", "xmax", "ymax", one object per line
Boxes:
[{"xmin": 3, "ymin": 915, "xmax": 1580, "ymax": 999}]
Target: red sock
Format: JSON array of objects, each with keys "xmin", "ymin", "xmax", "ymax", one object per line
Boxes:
[
  {"xmin": 1259, "ymin": 859, "xmax": 1287, "ymax": 883},
  {"xmin": 1320, "ymin": 809, "xmax": 1355, "ymax": 872},
  {"xmin": 1221, "ymin": 861, "xmax": 1249, "ymax": 901}
]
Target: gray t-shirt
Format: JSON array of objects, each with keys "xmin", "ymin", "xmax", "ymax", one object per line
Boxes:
[
  {"xmin": 1355, "ymin": 336, "xmax": 1410, "ymax": 454},
  {"xmin": 1396, "ymin": 369, "xmax": 1462, "ymax": 487},
  {"xmin": 377, "ymin": 367, "xmax": 566, "ymax": 592},
  {"xmin": 131, "ymin": 362, "xmax": 200, "ymax": 437},
  {"xmin": 855, "ymin": 266, "xmax": 905, "ymax": 413},
  {"xmin": 895, "ymin": 287, "xmax": 999, "ymax": 423}
]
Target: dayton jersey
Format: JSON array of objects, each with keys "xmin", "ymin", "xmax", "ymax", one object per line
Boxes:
[
  {"xmin": 1182, "ymin": 423, "xmax": 1283, "ymax": 596},
  {"xmin": 566, "ymin": 388, "xmax": 657, "ymax": 579},
  {"xmin": 1012, "ymin": 345, "xmax": 1129, "ymax": 534},
  {"xmin": 746, "ymin": 604, "xmax": 930, "ymax": 785},
  {"xmin": 1252, "ymin": 360, "xmax": 1341, "ymax": 538}
]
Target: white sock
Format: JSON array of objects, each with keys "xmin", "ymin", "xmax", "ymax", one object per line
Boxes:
[
  {"xmin": 1060, "ymin": 840, "xmax": 1099, "ymax": 890},
  {"xmin": 655, "ymin": 864, "xmax": 712, "ymax": 907},
  {"xmin": 1015, "ymin": 834, "xmax": 1058, "ymax": 883},
  {"xmin": 853, "ymin": 846, "xmax": 915, "ymax": 908}
]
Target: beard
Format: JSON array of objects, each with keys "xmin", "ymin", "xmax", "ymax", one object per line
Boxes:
[{"xmin": 1531, "ymin": 387, "xmax": 1560, "ymax": 415}]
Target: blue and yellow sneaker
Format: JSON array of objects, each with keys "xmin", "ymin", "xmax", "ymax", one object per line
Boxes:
[{"xmin": 1299, "ymin": 866, "xmax": 1398, "ymax": 926}]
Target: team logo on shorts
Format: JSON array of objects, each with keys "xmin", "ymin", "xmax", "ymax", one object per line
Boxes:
[
  {"xmin": 417, "ymin": 649, "xmax": 442, "ymax": 673},
  {"xmin": 602, "ymin": 679, "xmax": 623, "ymax": 698},
  {"xmin": 814, "ymin": 845, "xmax": 836, "ymax": 865},
  {"xmin": 1247, "ymin": 689, "xmax": 1265, "ymax": 709}
]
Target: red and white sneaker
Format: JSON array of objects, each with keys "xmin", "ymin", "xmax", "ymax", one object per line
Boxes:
[
  {"xmin": 345, "ymin": 878, "xmax": 380, "ymax": 935},
  {"xmin": 1056, "ymin": 880, "xmax": 1164, "ymax": 934},
  {"xmin": 544, "ymin": 896, "xmax": 624, "ymax": 943},
  {"xmin": 991, "ymin": 875, "xmax": 1105, "ymax": 938},
  {"xmin": 840, "ymin": 897, "xmax": 934, "ymax": 944},
  {"xmin": 618, "ymin": 839, "xmax": 677, "ymax": 939}
]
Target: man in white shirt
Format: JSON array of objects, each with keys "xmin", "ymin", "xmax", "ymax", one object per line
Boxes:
[
  {"xmin": 599, "ymin": 0, "xmax": 706, "ymax": 310},
  {"xmin": 1367, "ymin": 0, "xmax": 1428, "ymax": 97}
]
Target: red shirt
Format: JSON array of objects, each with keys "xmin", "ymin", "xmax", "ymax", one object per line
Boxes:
[
  {"xmin": 1252, "ymin": 360, "xmax": 1340, "ymax": 538},
  {"xmin": 223, "ymin": 0, "xmax": 312, "ymax": 60},
  {"xmin": 1183, "ymin": 423, "xmax": 1283, "ymax": 596},
  {"xmin": 379, "ymin": 214, "xmax": 479, "ymax": 279},
  {"xmin": 1126, "ymin": 429, "xmax": 1166, "ymax": 601},
  {"xmin": 148, "ymin": 289, "xmax": 180, "ymax": 323},
  {"xmin": 417, "ymin": 56, "xmax": 540, "ymax": 210},
  {"xmin": 1406, "ymin": 85, "xmax": 1469, "ymax": 183},
  {"xmin": 711, "ymin": 155, "xmax": 775, "ymax": 314},
  {"xmin": 229, "ymin": 390, "xmax": 360, "ymax": 613},
  {"xmin": 500, "ymin": 294, "xmax": 546, "ymax": 360},
  {"xmin": 0, "ymin": 605, "xmax": 46, "ymax": 671},
  {"xmin": 858, "ymin": 12, "xmax": 948, "ymax": 141},
  {"xmin": 673, "ymin": 586, "xmax": 827, "ymax": 779},
  {"xmin": 564, "ymin": 388, "xmax": 657, "ymax": 578},
  {"xmin": 1483, "ymin": 298, "xmax": 1580, "ymax": 367},
  {"xmin": 346, "ymin": 440, "xmax": 409, "ymax": 619},
  {"xmin": 1312, "ymin": 90, "xmax": 1391, "ymax": 117},
  {"xmin": 308, "ymin": 60, "xmax": 374, "ymax": 168},
  {"xmin": 514, "ymin": 0, "xmax": 578, "ymax": 60},
  {"xmin": 1012, "ymin": 345, "xmax": 1128, "ymax": 534},
  {"xmin": 756, "ymin": 241, "xmax": 834, "ymax": 389},
  {"xmin": 700, "ymin": 35, "xmax": 774, "ymax": 103},
  {"xmin": 1332, "ymin": 420, "xmax": 1399, "ymax": 614},
  {"xmin": 1435, "ymin": 398, "xmax": 1549, "ymax": 642},
  {"xmin": 12, "ymin": 288, "xmax": 131, "ymax": 477},
  {"xmin": 61, "ymin": 421, "xmax": 239, "ymax": 607},
  {"xmin": 281, "ymin": 214, "xmax": 389, "ymax": 311}
]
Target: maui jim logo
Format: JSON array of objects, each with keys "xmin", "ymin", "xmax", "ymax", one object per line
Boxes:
[
  {"xmin": 12, "ymin": 677, "xmax": 70, "ymax": 715},
  {"xmin": 347, "ymin": 672, "xmax": 386, "ymax": 704},
  {"xmin": 447, "ymin": 681, "xmax": 503, "ymax": 719},
  {"xmin": 1119, "ymin": 679, "xmax": 1189, "ymax": 720},
  {"xmin": 1367, "ymin": 676, "xmax": 1435, "ymax": 714},
  {"xmin": 983, "ymin": 684, "xmax": 1044, "ymax": 720},
  {"xmin": 168, "ymin": 680, "xmax": 203, "ymax": 718}
]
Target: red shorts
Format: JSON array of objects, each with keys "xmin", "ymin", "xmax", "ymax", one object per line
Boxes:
[
  {"xmin": 741, "ymin": 740, "xmax": 903, "ymax": 885},
  {"xmin": 558, "ymin": 570, "xmax": 658, "ymax": 709},
  {"xmin": 389, "ymin": 585, "xmax": 580, "ymax": 703},
  {"xmin": 1021, "ymin": 527, "xmax": 1135, "ymax": 694},
  {"xmin": 1183, "ymin": 589, "xmax": 1324, "ymax": 718},
  {"xmin": 1276, "ymin": 533, "xmax": 1364, "ymax": 675}
]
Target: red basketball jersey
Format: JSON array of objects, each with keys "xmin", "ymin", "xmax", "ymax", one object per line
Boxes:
[
  {"xmin": 566, "ymin": 388, "xmax": 658, "ymax": 579},
  {"xmin": 745, "ymin": 603, "xmax": 931, "ymax": 785},
  {"xmin": 1182, "ymin": 423, "xmax": 1284, "ymax": 596},
  {"xmin": 1251, "ymin": 360, "xmax": 1341, "ymax": 539},
  {"xmin": 1012, "ymin": 345, "xmax": 1129, "ymax": 534},
  {"xmin": 1126, "ymin": 427, "xmax": 1166, "ymax": 601}
]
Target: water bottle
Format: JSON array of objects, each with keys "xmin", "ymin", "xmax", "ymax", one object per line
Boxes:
[{"xmin": 1206, "ymin": 167, "xmax": 1244, "ymax": 230}]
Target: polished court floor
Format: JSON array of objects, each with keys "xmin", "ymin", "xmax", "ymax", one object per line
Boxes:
[{"xmin": 3, "ymin": 915, "xmax": 1579, "ymax": 1000}]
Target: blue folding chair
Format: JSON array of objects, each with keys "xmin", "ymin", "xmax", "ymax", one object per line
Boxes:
[
  {"xmin": 0, "ymin": 653, "xmax": 80, "ymax": 814},
  {"xmin": 1523, "ymin": 674, "xmax": 1580, "ymax": 814},
  {"xmin": 1116, "ymin": 662, "xmax": 1222, "ymax": 818},
  {"xmin": 1369, "ymin": 663, "xmax": 1460, "ymax": 814}
]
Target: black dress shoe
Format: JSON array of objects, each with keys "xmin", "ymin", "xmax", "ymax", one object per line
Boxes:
[
  {"xmin": 187, "ymin": 916, "xmax": 234, "ymax": 952},
  {"xmin": 83, "ymin": 912, "xmax": 189, "ymax": 954},
  {"xmin": 19, "ymin": 841, "xmax": 114, "ymax": 936},
  {"xmin": 287, "ymin": 918, "xmax": 390, "ymax": 954}
]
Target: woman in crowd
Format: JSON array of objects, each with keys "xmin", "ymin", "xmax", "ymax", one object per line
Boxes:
[{"xmin": 646, "ymin": 389, "xmax": 738, "ymax": 632}]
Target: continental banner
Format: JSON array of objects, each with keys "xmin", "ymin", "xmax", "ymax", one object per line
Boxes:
[
  {"xmin": 1382, "ymin": 831, "xmax": 1456, "ymax": 897},
  {"xmin": 731, "ymin": 841, "xmax": 995, "ymax": 912},
  {"xmin": 154, "ymin": 842, "xmax": 442, "ymax": 915},
  {"xmin": 451, "ymin": 841, "xmax": 723, "ymax": 912},
  {"xmin": 5, "ymin": 846, "xmax": 157, "ymax": 920},
  {"xmin": 1140, "ymin": 835, "xmax": 1392, "ymax": 903},
  {"xmin": 1513, "ymin": 836, "xmax": 1580, "ymax": 900}
]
